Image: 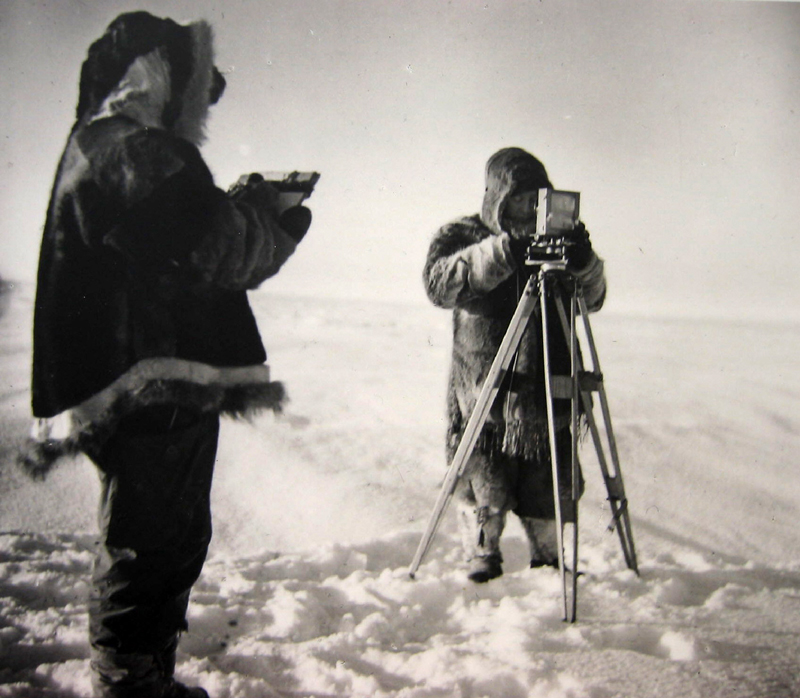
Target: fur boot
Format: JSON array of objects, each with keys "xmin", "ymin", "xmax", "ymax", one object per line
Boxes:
[{"xmin": 458, "ymin": 503, "xmax": 506, "ymax": 583}]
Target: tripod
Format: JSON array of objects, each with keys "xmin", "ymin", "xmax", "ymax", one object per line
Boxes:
[{"xmin": 408, "ymin": 261, "xmax": 638, "ymax": 622}]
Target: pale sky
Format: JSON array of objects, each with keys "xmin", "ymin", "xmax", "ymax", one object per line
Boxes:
[{"xmin": 1, "ymin": 0, "xmax": 798, "ymax": 319}]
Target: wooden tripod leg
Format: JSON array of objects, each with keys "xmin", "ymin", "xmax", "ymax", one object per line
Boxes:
[
  {"xmin": 540, "ymin": 273, "xmax": 571, "ymax": 621},
  {"xmin": 535, "ymin": 270, "xmax": 638, "ymax": 622},
  {"xmin": 408, "ymin": 274, "xmax": 541, "ymax": 578},
  {"xmin": 576, "ymin": 296, "xmax": 639, "ymax": 575},
  {"xmin": 550, "ymin": 281, "xmax": 581, "ymax": 622},
  {"xmin": 568, "ymin": 288, "xmax": 580, "ymax": 622}
]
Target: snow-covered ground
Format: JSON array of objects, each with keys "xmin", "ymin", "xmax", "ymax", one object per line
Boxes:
[{"xmin": 1, "ymin": 281, "xmax": 799, "ymax": 698}]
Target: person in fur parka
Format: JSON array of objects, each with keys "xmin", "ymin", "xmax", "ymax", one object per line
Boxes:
[
  {"xmin": 24, "ymin": 11, "xmax": 313, "ymax": 698},
  {"xmin": 423, "ymin": 147, "xmax": 606, "ymax": 583}
]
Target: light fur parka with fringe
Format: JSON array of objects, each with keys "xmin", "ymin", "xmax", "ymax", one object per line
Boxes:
[
  {"xmin": 24, "ymin": 12, "xmax": 297, "ymax": 477},
  {"xmin": 423, "ymin": 148, "xmax": 607, "ymax": 489}
]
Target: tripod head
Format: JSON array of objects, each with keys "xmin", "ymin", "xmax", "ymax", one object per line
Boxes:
[{"xmin": 527, "ymin": 260, "xmax": 582, "ymax": 303}]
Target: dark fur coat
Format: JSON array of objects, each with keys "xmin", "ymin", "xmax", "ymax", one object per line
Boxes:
[
  {"xmin": 423, "ymin": 148, "xmax": 607, "ymax": 462},
  {"xmin": 24, "ymin": 14, "xmax": 298, "ymax": 476}
]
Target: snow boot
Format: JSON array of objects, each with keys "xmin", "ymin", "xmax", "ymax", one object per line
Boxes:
[
  {"xmin": 91, "ymin": 636, "xmax": 209, "ymax": 698},
  {"xmin": 459, "ymin": 504, "xmax": 506, "ymax": 583},
  {"xmin": 161, "ymin": 681, "xmax": 210, "ymax": 698},
  {"xmin": 468, "ymin": 553, "xmax": 504, "ymax": 583},
  {"xmin": 90, "ymin": 648, "xmax": 162, "ymax": 698}
]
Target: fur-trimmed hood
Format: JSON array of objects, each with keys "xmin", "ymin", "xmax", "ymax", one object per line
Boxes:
[
  {"xmin": 78, "ymin": 11, "xmax": 225, "ymax": 146},
  {"xmin": 480, "ymin": 148, "xmax": 552, "ymax": 236}
]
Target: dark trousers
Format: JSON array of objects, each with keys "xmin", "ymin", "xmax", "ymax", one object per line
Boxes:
[{"xmin": 87, "ymin": 405, "xmax": 219, "ymax": 688}]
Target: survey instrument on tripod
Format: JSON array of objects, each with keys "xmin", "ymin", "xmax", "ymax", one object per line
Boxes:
[{"xmin": 409, "ymin": 189, "xmax": 638, "ymax": 623}]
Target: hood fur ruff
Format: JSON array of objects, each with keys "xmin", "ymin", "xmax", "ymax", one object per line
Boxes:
[
  {"xmin": 20, "ymin": 358, "xmax": 286, "ymax": 479},
  {"xmin": 173, "ymin": 21, "xmax": 216, "ymax": 145},
  {"xmin": 90, "ymin": 20, "xmax": 215, "ymax": 146}
]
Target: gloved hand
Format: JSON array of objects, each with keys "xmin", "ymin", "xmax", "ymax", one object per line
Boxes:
[
  {"xmin": 231, "ymin": 176, "xmax": 312, "ymax": 243},
  {"xmin": 564, "ymin": 222, "xmax": 594, "ymax": 270},
  {"xmin": 230, "ymin": 175, "xmax": 281, "ymax": 211},
  {"xmin": 278, "ymin": 205, "xmax": 313, "ymax": 243}
]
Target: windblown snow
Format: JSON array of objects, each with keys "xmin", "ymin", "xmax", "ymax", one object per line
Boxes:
[{"xmin": 1, "ymin": 282, "xmax": 799, "ymax": 697}]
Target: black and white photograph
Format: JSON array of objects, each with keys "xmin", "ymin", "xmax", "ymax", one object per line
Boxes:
[{"xmin": 1, "ymin": 1, "xmax": 799, "ymax": 696}]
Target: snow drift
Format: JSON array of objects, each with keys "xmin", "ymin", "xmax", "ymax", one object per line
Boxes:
[{"xmin": 1, "ymin": 283, "xmax": 799, "ymax": 697}]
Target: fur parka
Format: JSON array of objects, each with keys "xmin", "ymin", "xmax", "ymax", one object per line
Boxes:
[
  {"xmin": 24, "ymin": 12, "xmax": 299, "ymax": 476},
  {"xmin": 423, "ymin": 148, "xmax": 607, "ymax": 462}
]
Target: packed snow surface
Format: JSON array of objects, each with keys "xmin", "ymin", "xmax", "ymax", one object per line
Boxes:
[{"xmin": 1, "ymin": 283, "xmax": 799, "ymax": 697}]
